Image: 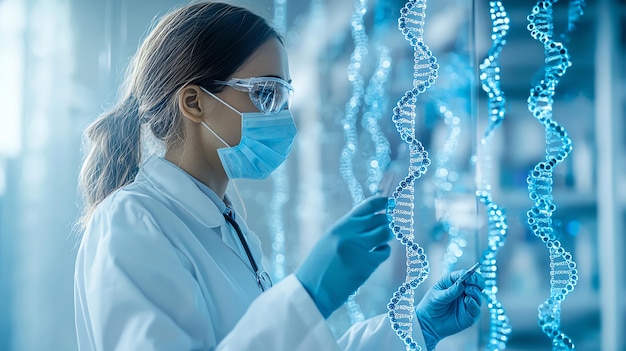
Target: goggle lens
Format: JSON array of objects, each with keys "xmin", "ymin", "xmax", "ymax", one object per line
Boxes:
[
  {"xmin": 214, "ymin": 77, "xmax": 294, "ymax": 115},
  {"xmin": 249, "ymin": 79, "xmax": 293, "ymax": 115}
]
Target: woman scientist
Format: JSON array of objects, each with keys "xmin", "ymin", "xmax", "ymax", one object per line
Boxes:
[{"xmin": 74, "ymin": 2, "xmax": 485, "ymax": 350}]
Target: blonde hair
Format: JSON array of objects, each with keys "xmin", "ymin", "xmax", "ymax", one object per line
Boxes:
[{"xmin": 78, "ymin": 1, "xmax": 280, "ymax": 228}]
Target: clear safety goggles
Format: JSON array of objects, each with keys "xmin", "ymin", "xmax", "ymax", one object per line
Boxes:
[{"xmin": 214, "ymin": 77, "xmax": 294, "ymax": 115}]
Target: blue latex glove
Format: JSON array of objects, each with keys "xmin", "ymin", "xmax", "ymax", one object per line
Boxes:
[
  {"xmin": 416, "ymin": 269, "xmax": 485, "ymax": 351},
  {"xmin": 295, "ymin": 196, "xmax": 393, "ymax": 318}
]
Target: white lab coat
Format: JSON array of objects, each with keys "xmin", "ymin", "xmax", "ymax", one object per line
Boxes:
[{"xmin": 74, "ymin": 156, "xmax": 425, "ymax": 350}]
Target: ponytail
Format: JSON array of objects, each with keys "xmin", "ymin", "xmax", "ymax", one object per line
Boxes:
[
  {"xmin": 76, "ymin": 1, "xmax": 282, "ymax": 230},
  {"xmin": 78, "ymin": 95, "xmax": 142, "ymax": 228}
]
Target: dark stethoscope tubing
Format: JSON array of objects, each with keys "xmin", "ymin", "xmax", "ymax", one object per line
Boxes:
[{"xmin": 222, "ymin": 208, "xmax": 272, "ymax": 291}]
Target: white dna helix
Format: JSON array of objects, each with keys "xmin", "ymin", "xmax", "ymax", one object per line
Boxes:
[
  {"xmin": 340, "ymin": 0, "xmax": 370, "ymax": 324},
  {"xmin": 340, "ymin": 0, "xmax": 394, "ymax": 325},
  {"xmin": 386, "ymin": 0, "xmax": 437, "ymax": 349},
  {"xmin": 526, "ymin": 0, "xmax": 584, "ymax": 349},
  {"xmin": 477, "ymin": 1, "xmax": 512, "ymax": 350}
]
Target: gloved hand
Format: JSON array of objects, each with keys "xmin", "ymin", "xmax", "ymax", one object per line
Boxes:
[
  {"xmin": 295, "ymin": 196, "xmax": 393, "ymax": 318},
  {"xmin": 416, "ymin": 269, "xmax": 485, "ymax": 351}
]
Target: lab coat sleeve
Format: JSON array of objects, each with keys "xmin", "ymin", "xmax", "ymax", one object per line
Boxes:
[
  {"xmin": 337, "ymin": 311, "xmax": 426, "ymax": 351},
  {"xmin": 77, "ymin": 195, "xmax": 343, "ymax": 351},
  {"xmin": 217, "ymin": 274, "xmax": 342, "ymax": 351},
  {"xmin": 75, "ymin": 196, "xmax": 216, "ymax": 350}
]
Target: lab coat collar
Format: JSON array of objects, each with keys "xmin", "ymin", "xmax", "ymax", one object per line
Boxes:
[
  {"xmin": 138, "ymin": 156, "xmax": 226, "ymax": 228},
  {"xmin": 187, "ymin": 173, "xmax": 237, "ymax": 220}
]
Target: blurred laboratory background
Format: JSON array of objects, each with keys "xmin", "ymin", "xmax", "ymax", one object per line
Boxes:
[{"xmin": 0, "ymin": 0, "xmax": 624, "ymax": 350}]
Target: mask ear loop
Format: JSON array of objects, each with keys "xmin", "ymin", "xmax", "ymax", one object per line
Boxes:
[
  {"xmin": 201, "ymin": 121, "xmax": 231, "ymax": 148},
  {"xmin": 199, "ymin": 86, "xmax": 243, "ymax": 116},
  {"xmin": 198, "ymin": 86, "xmax": 248, "ymax": 219},
  {"xmin": 198, "ymin": 86, "xmax": 242, "ymax": 148},
  {"xmin": 227, "ymin": 179, "xmax": 248, "ymax": 222}
]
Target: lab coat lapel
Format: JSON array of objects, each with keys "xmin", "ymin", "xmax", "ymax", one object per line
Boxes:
[
  {"xmin": 140, "ymin": 157, "xmax": 225, "ymax": 229},
  {"xmin": 140, "ymin": 157, "xmax": 265, "ymax": 275}
]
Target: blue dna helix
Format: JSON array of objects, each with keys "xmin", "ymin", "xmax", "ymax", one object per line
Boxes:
[
  {"xmin": 340, "ymin": 0, "xmax": 369, "ymax": 324},
  {"xmin": 526, "ymin": 1, "xmax": 584, "ymax": 349},
  {"xmin": 363, "ymin": 47, "xmax": 392, "ymax": 196},
  {"xmin": 477, "ymin": 1, "xmax": 511, "ymax": 350},
  {"xmin": 341, "ymin": 0, "xmax": 394, "ymax": 325},
  {"xmin": 430, "ymin": 54, "xmax": 470, "ymax": 275},
  {"xmin": 363, "ymin": 0, "xmax": 394, "ymax": 198},
  {"xmin": 435, "ymin": 100, "xmax": 463, "ymax": 273},
  {"xmin": 386, "ymin": 1, "xmax": 437, "ymax": 349},
  {"xmin": 340, "ymin": 0, "xmax": 368, "ymax": 208},
  {"xmin": 267, "ymin": 0, "xmax": 290, "ymax": 283}
]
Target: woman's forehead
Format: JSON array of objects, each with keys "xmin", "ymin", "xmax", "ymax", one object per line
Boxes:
[{"xmin": 231, "ymin": 37, "xmax": 290, "ymax": 81}]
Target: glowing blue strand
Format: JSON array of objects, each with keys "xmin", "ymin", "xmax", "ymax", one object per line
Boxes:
[
  {"xmin": 273, "ymin": 0, "xmax": 287, "ymax": 36},
  {"xmin": 476, "ymin": 2, "xmax": 512, "ymax": 350},
  {"xmin": 341, "ymin": 0, "xmax": 369, "ymax": 324},
  {"xmin": 387, "ymin": 1, "xmax": 436, "ymax": 349},
  {"xmin": 423, "ymin": 4, "xmax": 471, "ymax": 275},
  {"xmin": 433, "ymin": 104, "xmax": 463, "ymax": 272},
  {"xmin": 526, "ymin": 1, "xmax": 583, "ymax": 349},
  {"xmin": 428, "ymin": 53, "xmax": 470, "ymax": 274},
  {"xmin": 435, "ymin": 101, "xmax": 463, "ymax": 273},
  {"xmin": 267, "ymin": 0, "xmax": 289, "ymax": 282},
  {"xmin": 340, "ymin": 0, "xmax": 368, "ymax": 206},
  {"xmin": 269, "ymin": 166, "xmax": 288, "ymax": 281},
  {"xmin": 566, "ymin": 0, "xmax": 585, "ymax": 33},
  {"xmin": 477, "ymin": 196, "xmax": 511, "ymax": 351},
  {"xmin": 480, "ymin": 1, "xmax": 509, "ymax": 138},
  {"xmin": 363, "ymin": 46, "xmax": 392, "ymax": 195},
  {"xmin": 364, "ymin": 0, "xmax": 393, "ymax": 197}
]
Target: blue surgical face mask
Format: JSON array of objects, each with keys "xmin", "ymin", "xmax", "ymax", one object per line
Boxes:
[{"xmin": 199, "ymin": 87, "xmax": 297, "ymax": 180}]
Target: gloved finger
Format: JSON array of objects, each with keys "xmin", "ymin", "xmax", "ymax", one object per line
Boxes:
[
  {"xmin": 341, "ymin": 212, "xmax": 390, "ymax": 234},
  {"xmin": 463, "ymin": 286, "xmax": 483, "ymax": 306},
  {"xmin": 436, "ymin": 270, "xmax": 463, "ymax": 290},
  {"xmin": 348, "ymin": 196, "xmax": 389, "ymax": 217},
  {"xmin": 464, "ymin": 271, "xmax": 486, "ymax": 291},
  {"xmin": 354, "ymin": 224, "xmax": 393, "ymax": 250},
  {"xmin": 436, "ymin": 279, "xmax": 464, "ymax": 303},
  {"xmin": 462, "ymin": 295, "xmax": 481, "ymax": 320}
]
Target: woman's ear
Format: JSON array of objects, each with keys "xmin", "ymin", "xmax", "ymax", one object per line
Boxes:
[{"xmin": 177, "ymin": 85, "xmax": 207, "ymax": 123}]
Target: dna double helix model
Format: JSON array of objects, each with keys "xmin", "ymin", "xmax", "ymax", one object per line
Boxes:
[
  {"xmin": 340, "ymin": 0, "xmax": 370, "ymax": 324},
  {"xmin": 526, "ymin": 0, "xmax": 584, "ymax": 349},
  {"xmin": 363, "ymin": 45, "xmax": 392, "ymax": 197},
  {"xmin": 340, "ymin": 0, "xmax": 368, "ymax": 208},
  {"xmin": 386, "ymin": 0, "xmax": 437, "ymax": 349},
  {"xmin": 268, "ymin": 0, "xmax": 290, "ymax": 283},
  {"xmin": 429, "ymin": 52, "xmax": 470, "ymax": 274},
  {"xmin": 341, "ymin": 0, "xmax": 395, "ymax": 324},
  {"xmin": 477, "ymin": 1, "xmax": 511, "ymax": 350}
]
